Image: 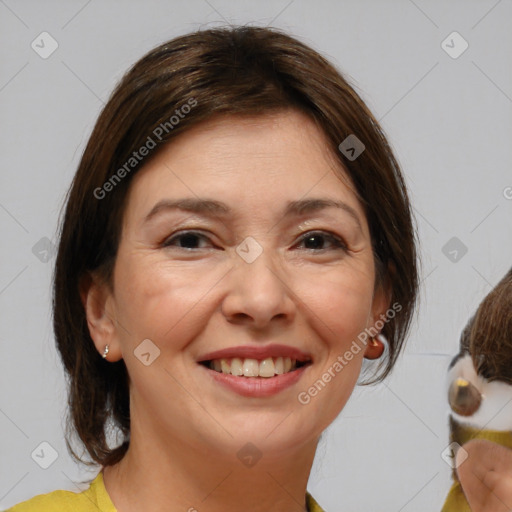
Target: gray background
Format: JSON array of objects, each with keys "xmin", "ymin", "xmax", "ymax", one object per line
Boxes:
[{"xmin": 1, "ymin": 0, "xmax": 511, "ymax": 510}]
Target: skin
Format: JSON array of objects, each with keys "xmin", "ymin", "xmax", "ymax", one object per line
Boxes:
[
  {"xmin": 83, "ymin": 109, "xmax": 390, "ymax": 512},
  {"xmin": 458, "ymin": 439, "xmax": 512, "ymax": 511}
]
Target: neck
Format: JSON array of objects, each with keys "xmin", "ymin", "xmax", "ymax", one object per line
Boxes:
[{"xmin": 103, "ymin": 419, "xmax": 319, "ymax": 512}]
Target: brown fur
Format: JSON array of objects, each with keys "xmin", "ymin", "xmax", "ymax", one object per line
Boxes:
[{"xmin": 470, "ymin": 268, "xmax": 512, "ymax": 383}]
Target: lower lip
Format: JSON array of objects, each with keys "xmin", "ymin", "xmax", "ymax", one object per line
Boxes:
[{"xmin": 200, "ymin": 364, "xmax": 309, "ymax": 397}]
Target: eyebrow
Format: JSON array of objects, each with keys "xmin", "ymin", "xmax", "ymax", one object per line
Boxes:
[{"xmin": 143, "ymin": 197, "xmax": 363, "ymax": 230}]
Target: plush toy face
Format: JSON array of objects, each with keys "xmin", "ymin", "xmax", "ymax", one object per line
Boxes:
[
  {"xmin": 448, "ymin": 352, "xmax": 512, "ymax": 430},
  {"xmin": 447, "ymin": 268, "xmax": 512, "ymax": 429}
]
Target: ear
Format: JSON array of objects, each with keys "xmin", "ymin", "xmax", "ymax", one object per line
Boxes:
[
  {"xmin": 79, "ymin": 272, "xmax": 123, "ymax": 362},
  {"xmin": 364, "ymin": 274, "xmax": 392, "ymax": 359}
]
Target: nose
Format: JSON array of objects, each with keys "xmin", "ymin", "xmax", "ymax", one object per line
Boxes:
[{"xmin": 221, "ymin": 248, "xmax": 296, "ymax": 330}]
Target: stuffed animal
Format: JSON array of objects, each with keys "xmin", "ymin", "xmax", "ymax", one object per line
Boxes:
[{"xmin": 441, "ymin": 267, "xmax": 512, "ymax": 511}]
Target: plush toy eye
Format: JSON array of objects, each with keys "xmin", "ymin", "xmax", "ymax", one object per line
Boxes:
[{"xmin": 448, "ymin": 377, "xmax": 482, "ymax": 416}]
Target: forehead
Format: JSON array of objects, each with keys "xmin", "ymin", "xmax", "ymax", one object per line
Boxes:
[
  {"xmin": 123, "ymin": 110, "xmax": 364, "ymax": 225},
  {"xmin": 151, "ymin": 110, "xmax": 341, "ymax": 173}
]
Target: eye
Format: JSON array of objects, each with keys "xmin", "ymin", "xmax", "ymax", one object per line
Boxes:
[
  {"xmin": 162, "ymin": 231, "xmax": 214, "ymax": 250},
  {"xmin": 295, "ymin": 231, "xmax": 347, "ymax": 251}
]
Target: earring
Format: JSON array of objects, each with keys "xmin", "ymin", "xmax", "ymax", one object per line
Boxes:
[
  {"xmin": 102, "ymin": 344, "xmax": 110, "ymax": 359},
  {"xmin": 364, "ymin": 335, "xmax": 385, "ymax": 360}
]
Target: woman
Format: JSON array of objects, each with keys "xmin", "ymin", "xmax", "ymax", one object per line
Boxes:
[{"xmin": 8, "ymin": 26, "xmax": 419, "ymax": 511}]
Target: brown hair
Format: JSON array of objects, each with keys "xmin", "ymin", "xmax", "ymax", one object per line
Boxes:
[
  {"xmin": 470, "ymin": 267, "xmax": 512, "ymax": 383},
  {"xmin": 53, "ymin": 25, "xmax": 419, "ymax": 466}
]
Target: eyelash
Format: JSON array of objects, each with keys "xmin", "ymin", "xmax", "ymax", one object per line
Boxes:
[{"xmin": 161, "ymin": 230, "xmax": 348, "ymax": 252}]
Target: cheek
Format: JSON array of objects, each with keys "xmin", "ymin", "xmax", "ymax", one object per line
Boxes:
[
  {"xmin": 113, "ymin": 253, "xmax": 230, "ymax": 348},
  {"xmin": 294, "ymin": 262, "xmax": 376, "ymax": 348},
  {"xmin": 293, "ymin": 271, "xmax": 374, "ymax": 429}
]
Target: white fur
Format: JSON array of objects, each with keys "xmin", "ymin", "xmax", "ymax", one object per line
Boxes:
[{"xmin": 447, "ymin": 353, "xmax": 512, "ymax": 430}]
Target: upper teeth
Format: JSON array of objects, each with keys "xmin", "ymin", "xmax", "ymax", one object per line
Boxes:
[{"xmin": 209, "ymin": 357, "xmax": 297, "ymax": 377}]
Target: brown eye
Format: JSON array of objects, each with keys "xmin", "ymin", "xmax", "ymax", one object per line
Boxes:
[
  {"xmin": 297, "ymin": 231, "xmax": 347, "ymax": 251},
  {"xmin": 163, "ymin": 231, "xmax": 212, "ymax": 249}
]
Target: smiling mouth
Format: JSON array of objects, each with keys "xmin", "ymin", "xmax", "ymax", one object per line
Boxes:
[{"xmin": 200, "ymin": 357, "xmax": 311, "ymax": 378}]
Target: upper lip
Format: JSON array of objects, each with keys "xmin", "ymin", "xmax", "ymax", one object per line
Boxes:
[{"xmin": 197, "ymin": 344, "xmax": 312, "ymax": 363}]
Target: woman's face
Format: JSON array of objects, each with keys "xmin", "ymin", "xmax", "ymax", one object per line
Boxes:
[{"xmin": 96, "ymin": 110, "xmax": 389, "ymax": 458}]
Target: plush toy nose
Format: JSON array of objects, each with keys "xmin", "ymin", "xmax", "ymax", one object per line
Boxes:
[{"xmin": 448, "ymin": 377, "xmax": 482, "ymax": 416}]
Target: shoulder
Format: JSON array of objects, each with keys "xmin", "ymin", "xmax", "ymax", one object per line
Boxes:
[
  {"xmin": 7, "ymin": 489, "xmax": 90, "ymax": 511},
  {"xmin": 6, "ymin": 472, "xmax": 115, "ymax": 512}
]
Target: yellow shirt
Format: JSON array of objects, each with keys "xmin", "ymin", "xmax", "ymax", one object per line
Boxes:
[{"xmin": 6, "ymin": 471, "xmax": 325, "ymax": 512}]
